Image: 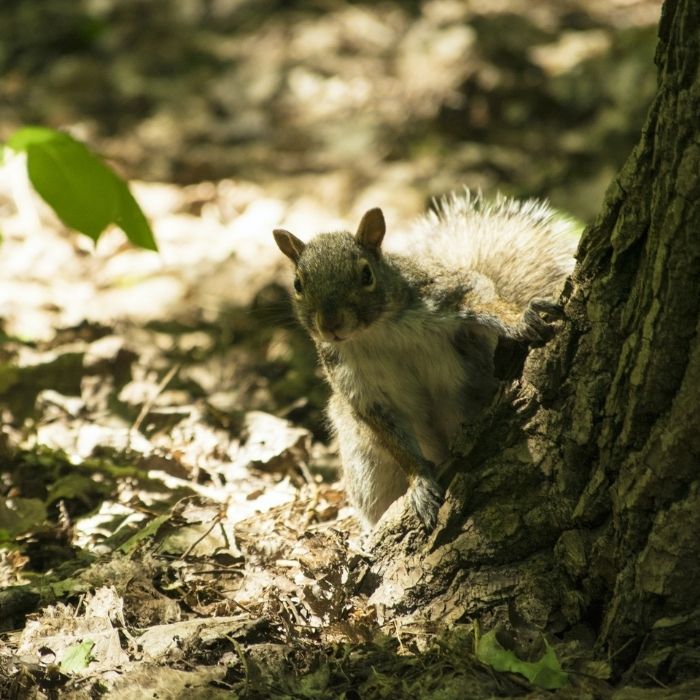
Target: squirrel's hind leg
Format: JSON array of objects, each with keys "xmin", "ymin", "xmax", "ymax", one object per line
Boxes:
[
  {"xmin": 328, "ymin": 394, "xmax": 409, "ymax": 529},
  {"xmin": 408, "ymin": 473, "xmax": 445, "ymax": 530}
]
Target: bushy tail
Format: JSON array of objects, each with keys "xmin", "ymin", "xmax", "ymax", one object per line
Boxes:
[{"xmin": 406, "ymin": 190, "xmax": 580, "ymax": 309}]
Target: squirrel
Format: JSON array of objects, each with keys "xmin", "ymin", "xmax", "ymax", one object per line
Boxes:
[{"xmin": 273, "ymin": 190, "xmax": 577, "ymax": 530}]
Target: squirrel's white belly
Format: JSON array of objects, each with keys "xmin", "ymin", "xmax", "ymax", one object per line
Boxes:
[{"xmin": 339, "ymin": 313, "xmax": 467, "ymax": 464}]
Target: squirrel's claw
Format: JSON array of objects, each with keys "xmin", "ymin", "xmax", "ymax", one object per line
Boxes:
[
  {"xmin": 517, "ymin": 297, "xmax": 565, "ymax": 346},
  {"xmin": 528, "ymin": 298, "xmax": 565, "ymax": 319},
  {"xmin": 409, "ymin": 474, "xmax": 445, "ymax": 530}
]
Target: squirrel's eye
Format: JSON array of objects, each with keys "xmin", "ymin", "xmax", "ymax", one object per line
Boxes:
[
  {"xmin": 293, "ymin": 276, "xmax": 303, "ymax": 294},
  {"xmin": 360, "ymin": 262, "xmax": 374, "ymax": 288}
]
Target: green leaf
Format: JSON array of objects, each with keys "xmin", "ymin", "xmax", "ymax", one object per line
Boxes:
[
  {"xmin": 0, "ymin": 498, "xmax": 47, "ymax": 538},
  {"xmin": 60, "ymin": 639, "xmax": 95, "ymax": 673},
  {"xmin": 117, "ymin": 513, "xmax": 171, "ymax": 554},
  {"xmin": 25, "ymin": 135, "xmax": 116, "ymax": 239},
  {"xmin": 476, "ymin": 629, "xmax": 568, "ymax": 690},
  {"xmin": 6, "ymin": 126, "xmax": 59, "ymax": 150},
  {"xmin": 0, "ymin": 362, "xmax": 20, "ymax": 393},
  {"xmin": 49, "ymin": 576, "xmax": 92, "ymax": 598},
  {"xmin": 113, "ymin": 177, "xmax": 158, "ymax": 250},
  {"xmin": 46, "ymin": 473, "xmax": 110, "ymax": 506},
  {"xmin": 6, "ymin": 127, "xmax": 157, "ymax": 251}
]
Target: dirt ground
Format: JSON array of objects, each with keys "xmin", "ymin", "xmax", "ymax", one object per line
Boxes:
[{"xmin": 0, "ymin": 1, "xmax": 665, "ymax": 697}]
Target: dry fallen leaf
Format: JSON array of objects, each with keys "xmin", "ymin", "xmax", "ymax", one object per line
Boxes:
[{"xmin": 17, "ymin": 587, "xmax": 130, "ymax": 675}]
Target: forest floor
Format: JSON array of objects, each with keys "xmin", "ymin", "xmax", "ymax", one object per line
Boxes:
[{"xmin": 0, "ymin": 1, "xmax": 667, "ymax": 698}]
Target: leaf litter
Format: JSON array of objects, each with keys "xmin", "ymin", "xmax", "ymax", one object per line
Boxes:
[
  {"xmin": 0, "ymin": 164, "xmax": 571, "ymax": 699},
  {"xmin": 0, "ymin": 165, "xmax": 442, "ymax": 697}
]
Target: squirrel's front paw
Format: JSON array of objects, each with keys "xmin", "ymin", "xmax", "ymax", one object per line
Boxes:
[
  {"xmin": 409, "ymin": 474, "xmax": 444, "ymax": 530},
  {"xmin": 519, "ymin": 298, "xmax": 565, "ymax": 346}
]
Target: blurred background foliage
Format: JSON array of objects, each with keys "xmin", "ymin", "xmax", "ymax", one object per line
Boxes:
[{"xmin": 0, "ymin": 0, "xmax": 661, "ymax": 222}]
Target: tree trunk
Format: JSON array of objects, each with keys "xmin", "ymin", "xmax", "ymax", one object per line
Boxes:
[{"xmin": 369, "ymin": 0, "xmax": 700, "ymax": 685}]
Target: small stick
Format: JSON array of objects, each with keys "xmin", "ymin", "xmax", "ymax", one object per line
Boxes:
[{"xmin": 131, "ymin": 363, "xmax": 181, "ymax": 435}]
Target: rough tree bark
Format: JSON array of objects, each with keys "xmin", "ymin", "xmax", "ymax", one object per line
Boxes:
[{"xmin": 369, "ymin": 0, "xmax": 699, "ymax": 686}]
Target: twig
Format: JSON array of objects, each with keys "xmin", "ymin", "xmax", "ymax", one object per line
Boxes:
[
  {"xmin": 181, "ymin": 513, "xmax": 224, "ymax": 560},
  {"xmin": 131, "ymin": 363, "xmax": 181, "ymax": 435}
]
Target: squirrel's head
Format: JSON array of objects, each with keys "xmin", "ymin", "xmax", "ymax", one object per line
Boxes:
[{"xmin": 273, "ymin": 208, "xmax": 389, "ymax": 343}]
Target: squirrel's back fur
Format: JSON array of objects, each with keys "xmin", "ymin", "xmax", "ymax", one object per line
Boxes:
[{"xmin": 403, "ymin": 190, "xmax": 578, "ymax": 309}]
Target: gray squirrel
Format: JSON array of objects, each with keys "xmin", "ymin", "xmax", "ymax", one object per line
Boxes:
[{"xmin": 273, "ymin": 190, "xmax": 577, "ymax": 530}]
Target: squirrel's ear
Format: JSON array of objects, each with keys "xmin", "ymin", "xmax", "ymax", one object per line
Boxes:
[
  {"xmin": 273, "ymin": 229, "xmax": 306, "ymax": 264},
  {"xmin": 355, "ymin": 208, "xmax": 385, "ymax": 252}
]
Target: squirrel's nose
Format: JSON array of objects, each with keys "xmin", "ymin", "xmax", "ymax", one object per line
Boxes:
[{"xmin": 317, "ymin": 309, "xmax": 344, "ymax": 333}]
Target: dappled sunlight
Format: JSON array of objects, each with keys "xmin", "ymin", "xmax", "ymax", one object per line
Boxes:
[{"xmin": 0, "ymin": 0, "xmax": 668, "ymax": 695}]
